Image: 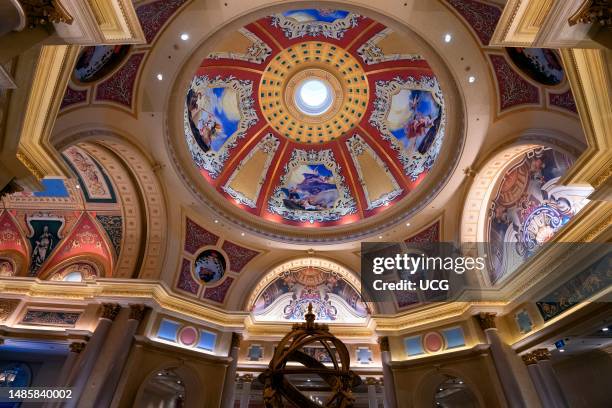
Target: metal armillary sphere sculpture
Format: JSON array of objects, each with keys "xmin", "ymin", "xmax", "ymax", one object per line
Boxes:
[{"xmin": 258, "ymin": 303, "xmax": 362, "ymax": 407}]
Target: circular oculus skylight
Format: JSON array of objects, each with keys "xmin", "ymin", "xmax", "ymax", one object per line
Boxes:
[{"xmin": 294, "ymin": 78, "xmax": 333, "ymax": 116}]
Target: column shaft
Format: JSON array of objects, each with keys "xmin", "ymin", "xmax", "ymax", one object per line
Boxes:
[
  {"xmin": 485, "ymin": 328, "xmax": 526, "ymax": 408},
  {"xmin": 63, "ymin": 318, "xmax": 113, "ymax": 408},
  {"xmin": 368, "ymin": 383, "xmax": 378, "ymax": 408},
  {"xmin": 221, "ymin": 333, "xmax": 241, "ymax": 408},
  {"xmin": 240, "ymin": 381, "xmax": 251, "ymax": 408},
  {"xmin": 525, "ymin": 362, "xmax": 554, "ymax": 407},
  {"xmin": 537, "ymin": 358, "xmax": 569, "ymax": 408}
]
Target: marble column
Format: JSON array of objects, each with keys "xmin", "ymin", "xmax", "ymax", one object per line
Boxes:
[
  {"xmin": 522, "ymin": 352, "xmax": 554, "ymax": 407},
  {"xmin": 239, "ymin": 375, "xmax": 253, "ymax": 408},
  {"xmin": 57, "ymin": 342, "xmax": 86, "ymax": 387},
  {"xmin": 533, "ymin": 349, "xmax": 569, "ymax": 408},
  {"xmin": 0, "ymin": 0, "xmax": 25, "ymax": 37},
  {"xmin": 379, "ymin": 337, "xmax": 398, "ymax": 408},
  {"xmin": 477, "ymin": 313, "xmax": 526, "ymax": 408},
  {"xmin": 92, "ymin": 305, "xmax": 147, "ymax": 408},
  {"xmin": 221, "ymin": 333, "xmax": 241, "ymax": 408},
  {"xmin": 366, "ymin": 377, "xmax": 379, "ymax": 408},
  {"xmin": 63, "ymin": 303, "xmax": 121, "ymax": 408}
]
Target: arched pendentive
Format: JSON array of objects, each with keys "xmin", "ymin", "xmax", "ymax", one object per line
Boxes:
[
  {"xmin": 246, "ymin": 257, "xmax": 372, "ymax": 324},
  {"xmin": 460, "ymin": 132, "xmax": 592, "ymax": 286},
  {"xmin": 55, "ymin": 129, "xmax": 168, "ymax": 279}
]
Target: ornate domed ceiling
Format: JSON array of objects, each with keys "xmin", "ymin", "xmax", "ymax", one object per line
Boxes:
[{"xmin": 181, "ymin": 8, "xmax": 451, "ymax": 228}]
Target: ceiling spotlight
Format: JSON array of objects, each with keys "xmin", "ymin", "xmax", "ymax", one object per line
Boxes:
[
  {"xmin": 156, "ymin": 73, "xmax": 163, "ymax": 81},
  {"xmin": 378, "ymin": 235, "xmax": 383, "ymax": 239},
  {"xmin": 559, "ymin": 348, "xmax": 565, "ymax": 353},
  {"xmin": 468, "ymin": 75, "xmax": 476, "ymax": 83},
  {"xmin": 405, "ymin": 222, "xmax": 411, "ymax": 227},
  {"xmin": 444, "ymin": 33, "xmax": 452, "ymax": 43},
  {"xmin": 241, "ymin": 232, "xmax": 245, "ymax": 236},
  {"xmin": 603, "ymin": 327, "xmax": 609, "ymax": 332},
  {"xmin": 180, "ymin": 33, "xmax": 190, "ymax": 41},
  {"xmin": 214, "ymin": 219, "xmax": 219, "ymax": 224},
  {"xmin": 75, "ymin": 184, "xmax": 80, "ymax": 189}
]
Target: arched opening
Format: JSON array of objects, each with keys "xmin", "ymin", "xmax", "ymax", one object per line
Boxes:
[
  {"xmin": 133, "ymin": 368, "xmax": 186, "ymax": 408},
  {"xmin": 434, "ymin": 376, "xmax": 479, "ymax": 408}
]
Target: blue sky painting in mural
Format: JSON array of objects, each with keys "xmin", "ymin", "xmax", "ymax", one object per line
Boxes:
[
  {"xmin": 187, "ymin": 85, "xmax": 240, "ymax": 153},
  {"xmin": 388, "ymin": 89, "xmax": 441, "ymax": 155},
  {"xmin": 282, "ymin": 9, "xmax": 350, "ymax": 23},
  {"xmin": 281, "ymin": 164, "xmax": 338, "ymax": 211},
  {"xmin": 33, "ymin": 178, "xmax": 69, "ymax": 198}
]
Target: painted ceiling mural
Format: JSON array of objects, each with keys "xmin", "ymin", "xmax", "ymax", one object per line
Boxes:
[
  {"xmin": 251, "ymin": 266, "xmax": 368, "ymax": 323},
  {"xmin": 487, "ymin": 147, "xmax": 590, "ymax": 283},
  {"xmin": 175, "ymin": 216, "xmax": 260, "ymax": 304},
  {"xmin": 183, "ymin": 8, "xmax": 447, "ymax": 227},
  {"xmin": 0, "ymin": 146, "xmax": 122, "ymax": 280}
]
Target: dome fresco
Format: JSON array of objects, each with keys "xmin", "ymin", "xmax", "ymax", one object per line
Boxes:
[{"xmin": 183, "ymin": 8, "xmax": 447, "ymax": 227}]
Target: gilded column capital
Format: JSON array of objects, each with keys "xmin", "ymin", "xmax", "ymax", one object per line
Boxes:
[
  {"xmin": 99, "ymin": 303, "xmax": 121, "ymax": 321},
  {"xmin": 128, "ymin": 304, "xmax": 147, "ymax": 322},
  {"xmin": 231, "ymin": 332, "xmax": 242, "ymax": 349},
  {"xmin": 378, "ymin": 336, "xmax": 390, "ymax": 352},
  {"xmin": 18, "ymin": 0, "xmax": 74, "ymax": 27},
  {"xmin": 477, "ymin": 312, "xmax": 497, "ymax": 330},
  {"xmin": 569, "ymin": 0, "xmax": 612, "ymax": 26},
  {"xmin": 521, "ymin": 353, "xmax": 538, "ymax": 366},
  {"xmin": 69, "ymin": 342, "xmax": 86, "ymax": 353},
  {"xmin": 533, "ymin": 348, "xmax": 551, "ymax": 361},
  {"xmin": 365, "ymin": 377, "xmax": 382, "ymax": 386},
  {"xmin": 237, "ymin": 373, "xmax": 254, "ymax": 383}
]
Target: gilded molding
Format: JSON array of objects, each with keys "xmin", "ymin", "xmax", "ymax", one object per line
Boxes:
[
  {"xmin": 0, "ymin": 299, "xmax": 20, "ymax": 322},
  {"xmin": 15, "ymin": 152, "xmax": 44, "ymax": 180}
]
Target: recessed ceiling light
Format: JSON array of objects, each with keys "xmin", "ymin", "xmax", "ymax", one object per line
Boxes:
[
  {"xmin": 241, "ymin": 232, "xmax": 245, "ymax": 236},
  {"xmin": 214, "ymin": 219, "xmax": 219, "ymax": 224},
  {"xmin": 378, "ymin": 235, "xmax": 383, "ymax": 239},
  {"xmin": 468, "ymin": 75, "xmax": 476, "ymax": 83},
  {"xmin": 75, "ymin": 184, "xmax": 80, "ymax": 189},
  {"xmin": 405, "ymin": 222, "xmax": 410, "ymax": 227},
  {"xmin": 180, "ymin": 33, "xmax": 189, "ymax": 41},
  {"xmin": 156, "ymin": 73, "xmax": 163, "ymax": 81},
  {"xmin": 559, "ymin": 348, "xmax": 565, "ymax": 353},
  {"xmin": 444, "ymin": 33, "xmax": 452, "ymax": 43},
  {"xmin": 602, "ymin": 327, "xmax": 609, "ymax": 332}
]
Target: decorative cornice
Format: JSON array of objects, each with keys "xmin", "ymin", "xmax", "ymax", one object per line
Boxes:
[
  {"xmin": 477, "ymin": 312, "xmax": 497, "ymax": 330},
  {"xmin": 69, "ymin": 342, "xmax": 86, "ymax": 353},
  {"xmin": 100, "ymin": 303, "xmax": 121, "ymax": 321}
]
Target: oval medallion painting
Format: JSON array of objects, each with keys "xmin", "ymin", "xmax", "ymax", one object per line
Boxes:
[
  {"xmin": 74, "ymin": 45, "xmax": 131, "ymax": 83},
  {"xmin": 194, "ymin": 249, "xmax": 226, "ymax": 283},
  {"xmin": 506, "ymin": 47, "xmax": 564, "ymax": 86},
  {"xmin": 182, "ymin": 7, "xmax": 449, "ymax": 228}
]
